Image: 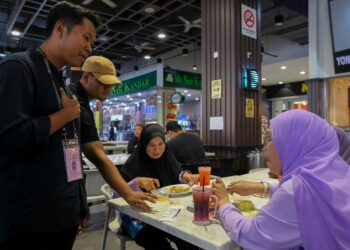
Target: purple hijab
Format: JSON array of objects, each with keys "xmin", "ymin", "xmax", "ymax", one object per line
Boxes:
[{"xmin": 270, "ymin": 110, "xmax": 350, "ymax": 249}]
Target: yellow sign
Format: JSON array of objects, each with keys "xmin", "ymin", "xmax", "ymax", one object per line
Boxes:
[
  {"xmin": 211, "ymin": 79, "xmax": 222, "ymax": 99},
  {"xmin": 301, "ymin": 83, "xmax": 308, "ymax": 93},
  {"xmin": 245, "ymin": 98, "xmax": 254, "ymax": 118},
  {"xmin": 95, "ymin": 111, "xmax": 100, "ymax": 130}
]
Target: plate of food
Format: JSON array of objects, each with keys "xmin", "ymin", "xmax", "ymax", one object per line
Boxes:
[{"xmin": 158, "ymin": 184, "xmax": 192, "ymax": 197}]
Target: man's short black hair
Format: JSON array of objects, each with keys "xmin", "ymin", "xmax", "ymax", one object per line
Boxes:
[
  {"xmin": 166, "ymin": 121, "xmax": 182, "ymax": 132},
  {"xmin": 45, "ymin": 1, "xmax": 100, "ymax": 39}
]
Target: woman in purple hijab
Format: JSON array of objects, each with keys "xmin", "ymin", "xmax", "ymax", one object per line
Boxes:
[{"xmin": 212, "ymin": 110, "xmax": 350, "ymax": 249}]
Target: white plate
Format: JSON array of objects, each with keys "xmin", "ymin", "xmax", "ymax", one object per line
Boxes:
[{"xmin": 158, "ymin": 184, "xmax": 192, "ymax": 197}]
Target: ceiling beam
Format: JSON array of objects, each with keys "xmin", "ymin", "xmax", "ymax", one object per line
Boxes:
[
  {"xmin": 6, "ymin": 0, "xmax": 25, "ymax": 35},
  {"xmin": 22, "ymin": 0, "xmax": 48, "ymax": 36}
]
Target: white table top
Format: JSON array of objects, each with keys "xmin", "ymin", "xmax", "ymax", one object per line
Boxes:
[
  {"xmin": 103, "ymin": 145, "xmax": 127, "ymax": 150},
  {"xmin": 108, "ymin": 168, "xmax": 274, "ymax": 250},
  {"xmin": 107, "ymin": 153, "xmax": 130, "ymax": 166}
]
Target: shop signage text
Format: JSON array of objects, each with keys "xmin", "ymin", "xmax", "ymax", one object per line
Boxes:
[
  {"xmin": 265, "ymin": 82, "xmax": 308, "ymax": 99},
  {"xmin": 333, "ymin": 48, "xmax": 350, "ymax": 74},
  {"xmin": 110, "ymin": 71, "xmax": 157, "ymax": 97},
  {"xmin": 164, "ymin": 69, "xmax": 201, "ymax": 90}
]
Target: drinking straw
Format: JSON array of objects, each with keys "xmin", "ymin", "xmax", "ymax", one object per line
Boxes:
[{"xmin": 202, "ymin": 176, "xmax": 205, "ymax": 192}]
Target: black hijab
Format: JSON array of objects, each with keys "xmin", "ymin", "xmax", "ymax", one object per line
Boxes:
[{"xmin": 121, "ymin": 123, "xmax": 182, "ymax": 187}]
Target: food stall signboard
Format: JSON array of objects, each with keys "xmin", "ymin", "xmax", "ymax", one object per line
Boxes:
[
  {"xmin": 164, "ymin": 68, "xmax": 201, "ymax": 90},
  {"xmin": 110, "ymin": 71, "xmax": 157, "ymax": 97}
]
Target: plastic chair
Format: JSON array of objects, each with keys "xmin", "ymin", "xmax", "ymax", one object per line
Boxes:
[
  {"xmin": 85, "ymin": 171, "xmax": 106, "ymax": 207},
  {"xmin": 100, "ymin": 184, "xmax": 134, "ymax": 250}
]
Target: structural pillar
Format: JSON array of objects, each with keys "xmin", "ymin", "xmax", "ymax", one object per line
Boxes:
[{"xmin": 201, "ymin": 0, "xmax": 262, "ymax": 149}]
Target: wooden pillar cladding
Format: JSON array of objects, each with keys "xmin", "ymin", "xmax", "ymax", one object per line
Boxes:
[
  {"xmin": 307, "ymin": 79, "xmax": 325, "ymax": 118},
  {"xmin": 201, "ymin": 0, "xmax": 261, "ymax": 148}
]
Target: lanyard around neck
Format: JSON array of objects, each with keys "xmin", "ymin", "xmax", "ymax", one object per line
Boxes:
[
  {"xmin": 36, "ymin": 48, "xmax": 78, "ymax": 139},
  {"xmin": 37, "ymin": 48, "xmax": 63, "ymax": 109}
]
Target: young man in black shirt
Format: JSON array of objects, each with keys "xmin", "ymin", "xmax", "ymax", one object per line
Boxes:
[
  {"xmin": 166, "ymin": 121, "xmax": 207, "ymax": 173},
  {"xmin": 68, "ymin": 54, "xmax": 155, "ymax": 209},
  {"xmin": 0, "ymin": 2, "xmax": 154, "ymax": 249}
]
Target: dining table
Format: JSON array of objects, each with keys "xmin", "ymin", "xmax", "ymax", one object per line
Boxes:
[{"xmin": 106, "ymin": 168, "xmax": 276, "ymax": 250}]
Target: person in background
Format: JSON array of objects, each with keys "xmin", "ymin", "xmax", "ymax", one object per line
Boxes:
[
  {"xmin": 118, "ymin": 123, "xmax": 197, "ymax": 250},
  {"xmin": 212, "ymin": 110, "xmax": 350, "ymax": 249},
  {"xmin": 166, "ymin": 120, "xmax": 207, "ymax": 173},
  {"xmin": 127, "ymin": 123, "xmax": 144, "ymax": 154},
  {"xmin": 0, "ymin": 2, "xmax": 94, "ymax": 249},
  {"xmin": 108, "ymin": 121, "xmax": 116, "ymax": 141},
  {"xmin": 68, "ymin": 56, "xmax": 156, "ymax": 212}
]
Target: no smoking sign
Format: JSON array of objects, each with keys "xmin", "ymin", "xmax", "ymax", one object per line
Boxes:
[{"xmin": 241, "ymin": 4, "xmax": 257, "ymax": 39}]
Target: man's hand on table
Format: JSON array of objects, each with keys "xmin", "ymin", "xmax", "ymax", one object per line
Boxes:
[{"xmin": 124, "ymin": 190, "xmax": 158, "ymax": 212}]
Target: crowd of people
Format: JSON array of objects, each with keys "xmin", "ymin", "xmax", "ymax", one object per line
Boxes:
[{"xmin": 1, "ymin": 1, "xmax": 350, "ymax": 250}]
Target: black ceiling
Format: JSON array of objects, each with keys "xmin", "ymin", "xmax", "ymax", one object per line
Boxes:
[{"xmin": 0, "ymin": 0, "xmax": 308, "ymax": 61}]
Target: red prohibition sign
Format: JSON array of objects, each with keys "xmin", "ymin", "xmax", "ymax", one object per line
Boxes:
[{"xmin": 244, "ymin": 9, "xmax": 255, "ymax": 28}]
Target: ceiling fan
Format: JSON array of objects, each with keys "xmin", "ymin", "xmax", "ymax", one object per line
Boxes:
[
  {"xmin": 81, "ymin": 0, "xmax": 117, "ymax": 8},
  {"xmin": 124, "ymin": 42, "xmax": 155, "ymax": 53},
  {"xmin": 261, "ymin": 45, "xmax": 278, "ymax": 58},
  {"xmin": 168, "ymin": 16, "xmax": 201, "ymax": 33}
]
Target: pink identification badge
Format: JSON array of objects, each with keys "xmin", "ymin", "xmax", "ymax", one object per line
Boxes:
[{"xmin": 62, "ymin": 139, "xmax": 83, "ymax": 182}]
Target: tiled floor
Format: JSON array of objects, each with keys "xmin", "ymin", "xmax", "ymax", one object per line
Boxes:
[{"xmin": 72, "ymin": 203, "xmax": 143, "ymax": 250}]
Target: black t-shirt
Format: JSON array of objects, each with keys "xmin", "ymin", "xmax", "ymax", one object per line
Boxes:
[
  {"xmin": 68, "ymin": 81, "xmax": 100, "ymax": 144},
  {"xmin": 167, "ymin": 132, "xmax": 206, "ymax": 165},
  {"xmin": 0, "ymin": 50, "xmax": 86, "ymax": 241}
]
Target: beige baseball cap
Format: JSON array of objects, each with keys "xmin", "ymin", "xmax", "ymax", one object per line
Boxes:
[{"xmin": 81, "ymin": 56, "xmax": 121, "ymax": 85}]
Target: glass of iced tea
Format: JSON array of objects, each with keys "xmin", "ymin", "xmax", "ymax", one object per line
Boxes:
[
  {"xmin": 198, "ymin": 166, "xmax": 211, "ymax": 186},
  {"xmin": 192, "ymin": 187, "xmax": 218, "ymax": 225}
]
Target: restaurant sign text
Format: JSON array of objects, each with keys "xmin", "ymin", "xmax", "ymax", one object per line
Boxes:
[
  {"xmin": 110, "ymin": 71, "xmax": 157, "ymax": 97},
  {"xmin": 164, "ymin": 68, "xmax": 201, "ymax": 90}
]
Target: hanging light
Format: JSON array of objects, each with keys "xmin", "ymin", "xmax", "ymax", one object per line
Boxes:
[
  {"xmin": 193, "ymin": 65, "xmax": 197, "ymax": 70},
  {"xmin": 182, "ymin": 48, "xmax": 189, "ymax": 56},
  {"xmin": 274, "ymin": 14, "xmax": 284, "ymax": 26}
]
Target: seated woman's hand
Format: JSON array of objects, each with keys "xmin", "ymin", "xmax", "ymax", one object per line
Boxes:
[
  {"xmin": 182, "ymin": 172, "xmax": 198, "ymax": 185},
  {"xmin": 227, "ymin": 180, "xmax": 264, "ymax": 196},
  {"xmin": 138, "ymin": 177, "xmax": 160, "ymax": 192},
  {"xmin": 211, "ymin": 178, "xmax": 230, "ymax": 208}
]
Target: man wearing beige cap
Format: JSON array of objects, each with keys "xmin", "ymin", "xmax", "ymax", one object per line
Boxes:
[{"xmin": 68, "ymin": 56, "xmax": 156, "ymax": 217}]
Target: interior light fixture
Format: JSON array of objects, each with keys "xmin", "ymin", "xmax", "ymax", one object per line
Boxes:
[
  {"xmin": 278, "ymin": 81, "xmax": 284, "ymax": 84},
  {"xmin": 262, "ymin": 78, "xmax": 266, "ymax": 81},
  {"xmin": 184, "ymin": 90, "xmax": 188, "ymax": 93},
  {"xmin": 144, "ymin": 7, "xmax": 155, "ymax": 14},
  {"xmin": 158, "ymin": 33, "xmax": 166, "ymax": 39},
  {"xmin": 193, "ymin": 65, "xmax": 197, "ymax": 70},
  {"xmin": 300, "ymin": 71, "xmax": 306, "ymax": 75},
  {"xmin": 274, "ymin": 14, "xmax": 284, "ymax": 26},
  {"xmin": 280, "ymin": 66, "xmax": 287, "ymax": 70},
  {"xmin": 11, "ymin": 30, "xmax": 21, "ymax": 36},
  {"xmin": 138, "ymin": 93, "xmax": 142, "ymax": 96},
  {"xmin": 195, "ymin": 97, "xmax": 199, "ymax": 101},
  {"xmin": 144, "ymin": 55, "xmax": 151, "ymax": 60}
]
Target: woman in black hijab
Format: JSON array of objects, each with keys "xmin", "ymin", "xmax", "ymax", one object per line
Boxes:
[{"xmin": 116, "ymin": 123, "xmax": 197, "ymax": 250}]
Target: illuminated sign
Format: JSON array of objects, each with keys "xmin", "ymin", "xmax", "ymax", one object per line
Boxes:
[{"xmin": 242, "ymin": 69, "xmax": 260, "ymax": 91}]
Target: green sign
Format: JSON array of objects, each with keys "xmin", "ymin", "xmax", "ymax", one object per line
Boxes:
[
  {"xmin": 110, "ymin": 71, "xmax": 157, "ymax": 97},
  {"xmin": 164, "ymin": 69, "xmax": 201, "ymax": 90}
]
